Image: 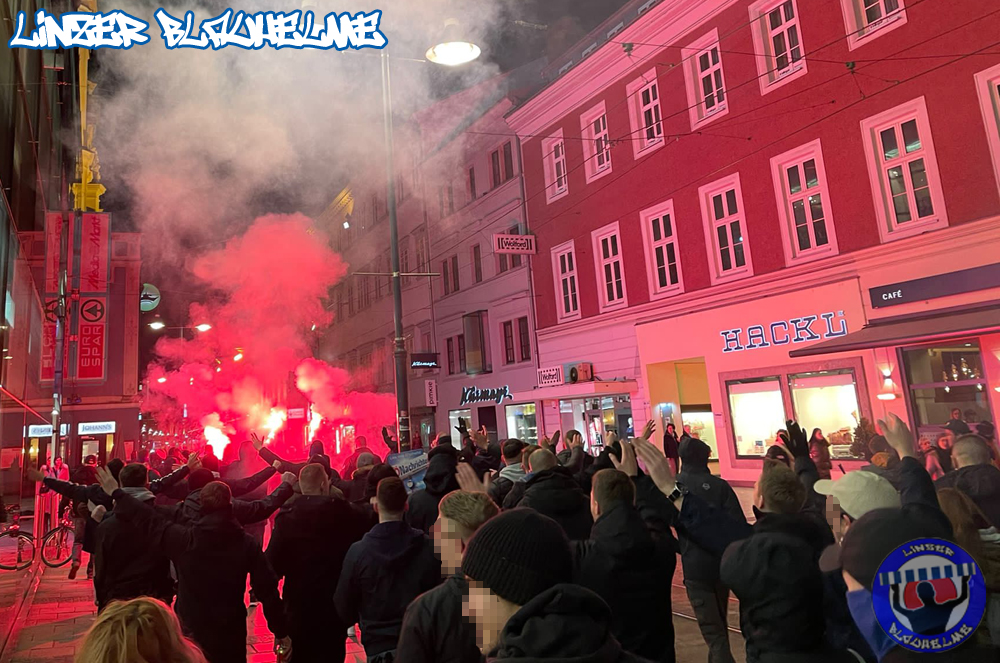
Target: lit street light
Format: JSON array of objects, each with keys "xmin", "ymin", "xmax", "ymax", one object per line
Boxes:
[
  {"xmin": 156, "ymin": 377, "xmax": 167, "ymax": 383},
  {"xmin": 149, "ymin": 320, "xmax": 166, "ymax": 330},
  {"xmin": 195, "ymin": 323, "xmax": 212, "ymax": 332},
  {"xmin": 380, "ymin": 20, "xmax": 480, "ymax": 451}
]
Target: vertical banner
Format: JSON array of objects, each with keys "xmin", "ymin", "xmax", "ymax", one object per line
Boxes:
[
  {"xmin": 44, "ymin": 212, "xmax": 73, "ymax": 293},
  {"xmin": 40, "ymin": 319, "xmax": 58, "ymax": 382},
  {"xmin": 79, "ymin": 213, "xmax": 110, "ymax": 293},
  {"xmin": 76, "ymin": 296, "xmax": 107, "ymax": 381}
]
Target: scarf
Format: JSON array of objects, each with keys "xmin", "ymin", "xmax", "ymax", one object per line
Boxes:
[
  {"xmin": 846, "ymin": 588, "xmax": 897, "ymax": 661},
  {"xmin": 121, "ymin": 487, "xmax": 155, "ymax": 502}
]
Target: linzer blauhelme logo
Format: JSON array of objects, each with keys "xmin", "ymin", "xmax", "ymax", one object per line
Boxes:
[{"xmin": 460, "ymin": 385, "xmax": 513, "ymax": 407}]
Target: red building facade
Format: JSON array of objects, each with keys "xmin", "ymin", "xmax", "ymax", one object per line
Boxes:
[{"xmin": 508, "ymin": 0, "xmax": 1000, "ymax": 481}]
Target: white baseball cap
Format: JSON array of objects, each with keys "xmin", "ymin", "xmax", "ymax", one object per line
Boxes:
[{"xmin": 814, "ymin": 469, "xmax": 900, "ymax": 520}]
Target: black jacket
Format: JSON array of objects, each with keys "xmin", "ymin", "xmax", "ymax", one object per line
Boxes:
[
  {"xmin": 489, "ymin": 463, "xmax": 527, "ymax": 507},
  {"xmin": 42, "ymin": 477, "xmax": 108, "ymax": 553},
  {"xmin": 476, "ymin": 442, "xmax": 503, "ymax": 472},
  {"xmin": 335, "ymin": 520, "xmax": 442, "ymax": 657},
  {"xmin": 573, "ymin": 503, "xmax": 675, "ymax": 662},
  {"xmin": 489, "ymin": 584, "xmax": 654, "ymax": 663},
  {"xmin": 152, "ymin": 465, "xmax": 278, "ymax": 501},
  {"xmin": 503, "ymin": 479, "xmax": 529, "ymax": 509},
  {"xmin": 111, "ymin": 490, "xmax": 287, "ymax": 663},
  {"xmin": 406, "ymin": 450, "xmax": 460, "ymax": 533},
  {"xmin": 172, "ymin": 481, "xmax": 293, "ymax": 526},
  {"xmin": 519, "ymin": 466, "xmax": 593, "ymax": 539},
  {"xmin": 93, "ymin": 490, "xmax": 174, "ymax": 611},
  {"xmin": 266, "ymin": 495, "xmax": 367, "ymax": 618},
  {"xmin": 935, "ymin": 463, "xmax": 1000, "ymax": 528},
  {"xmin": 676, "ymin": 438, "xmax": 746, "ymax": 583},
  {"xmin": 396, "ymin": 574, "xmax": 481, "ymax": 663}
]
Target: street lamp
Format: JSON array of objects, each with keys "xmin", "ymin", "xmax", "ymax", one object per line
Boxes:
[
  {"xmin": 382, "ymin": 24, "xmax": 480, "ymax": 451},
  {"xmin": 149, "ymin": 320, "xmax": 166, "ymax": 330}
]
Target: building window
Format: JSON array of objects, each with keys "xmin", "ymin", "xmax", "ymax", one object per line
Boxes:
[
  {"xmin": 438, "ymin": 187, "xmax": 445, "ymax": 218},
  {"xmin": 770, "ymin": 139, "xmax": 839, "ymax": 265},
  {"xmin": 581, "ymin": 101, "xmax": 612, "ymax": 183},
  {"xmin": 640, "ymin": 200, "xmax": 683, "ymax": 299},
  {"xmin": 592, "ymin": 222, "xmax": 627, "ymax": 312},
  {"xmin": 472, "ymin": 244, "xmax": 483, "ymax": 283},
  {"xmin": 490, "ymin": 142, "xmax": 514, "ymax": 188},
  {"xmin": 457, "ymin": 334, "xmax": 467, "ymax": 373},
  {"xmin": 346, "ymin": 282, "xmax": 355, "ymax": 315},
  {"xmin": 683, "ymin": 29, "xmax": 728, "ymax": 130},
  {"xmin": 509, "ymin": 225, "xmax": 523, "ymax": 269},
  {"xmin": 415, "ymin": 233, "xmax": 429, "ymax": 273},
  {"xmin": 451, "ymin": 255, "xmax": 460, "ymax": 292},
  {"xmin": 552, "ymin": 241, "xmax": 580, "ymax": 322},
  {"xmin": 441, "ymin": 260, "xmax": 450, "ymax": 296},
  {"xmin": 447, "ymin": 183, "xmax": 455, "ymax": 215},
  {"xmin": 840, "ymin": 0, "xmax": 907, "ymax": 50},
  {"xmin": 518, "ymin": 316, "xmax": 531, "ymax": 361},
  {"xmin": 447, "ymin": 337, "xmax": 455, "ymax": 375},
  {"xmin": 542, "ymin": 131, "xmax": 569, "ymax": 203},
  {"xmin": 626, "ymin": 70, "xmax": 664, "ymax": 158},
  {"xmin": 727, "ymin": 376, "xmax": 785, "ymax": 457},
  {"xmin": 506, "ymin": 403, "xmax": 538, "ymax": 444},
  {"xmin": 902, "ymin": 342, "xmax": 992, "ymax": 438},
  {"xmin": 975, "ymin": 63, "xmax": 1000, "ymax": 199},
  {"xmin": 749, "ymin": 0, "xmax": 807, "ymax": 94},
  {"xmin": 468, "ymin": 166, "xmax": 477, "ymax": 201},
  {"xmin": 788, "ymin": 369, "xmax": 863, "ymax": 459},
  {"xmin": 503, "ymin": 321, "xmax": 515, "ymax": 364},
  {"xmin": 498, "ymin": 251, "xmax": 508, "ymax": 274},
  {"xmin": 860, "ymin": 97, "xmax": 947, "ymax": 243},
  {"xmin": 699, "ymin": 174, "xmax": 753, "ymax": 284}
]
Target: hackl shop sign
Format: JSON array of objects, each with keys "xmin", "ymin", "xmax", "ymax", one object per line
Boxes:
[{"xmin": 720, "ymin": 311, "xmax": 847, "ymax": 353}]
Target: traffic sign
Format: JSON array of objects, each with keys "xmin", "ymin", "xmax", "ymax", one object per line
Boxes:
[{"xmin": 140, "ymin": 283, "xmax": 161, "ymax": 312}]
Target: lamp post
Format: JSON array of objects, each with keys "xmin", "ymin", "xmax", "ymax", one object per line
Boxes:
[{"xmin": 382, "ymin": 23, "xmax": 480, "ymax": 451}]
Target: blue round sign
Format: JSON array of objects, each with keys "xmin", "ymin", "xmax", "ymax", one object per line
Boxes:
[{"xmin": 872, "ymin": 537, "xmax": 986, "ymax": 652}]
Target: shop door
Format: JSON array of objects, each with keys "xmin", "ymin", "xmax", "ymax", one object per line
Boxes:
[{"xmin": 477, "ymin": 406, "xmax": 498, "ymax": 443}]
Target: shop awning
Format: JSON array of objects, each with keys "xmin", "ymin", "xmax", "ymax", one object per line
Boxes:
[
  {"xmin": 789, "ymin": 304, "xmax": 1000, "ymax": 358},
  {"xmin": 510, "ymin": 380, "xmax": 638, "ymax": 403}
]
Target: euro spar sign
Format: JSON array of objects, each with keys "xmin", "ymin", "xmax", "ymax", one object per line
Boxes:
[{"xmin": 493, "ymin": 233, "xmax": 536, "ymax": 255}]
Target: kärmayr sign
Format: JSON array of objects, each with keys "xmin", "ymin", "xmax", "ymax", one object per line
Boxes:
[
  {"xmin": 460, "ymin": 385, "xmax": 514, "ymax": 406},
  {"xmin": 720, "ymin": 311, "xmax": 847, "ymax": 353}
]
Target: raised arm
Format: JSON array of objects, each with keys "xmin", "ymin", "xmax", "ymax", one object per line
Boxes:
[
  {"xmin": 224, "ymin": 465, "xmax": 278, "ymax": 498},
  {"xmin": 232, "ymin": 474, "xmax": 295, "ymax": 525},
  {"xmin": 150, "ymin": 452, "xmax": 199, "ymax": 495},
  {"xmin": 96, "ymin": 467, "xmax": 192, "ymax": 560}
]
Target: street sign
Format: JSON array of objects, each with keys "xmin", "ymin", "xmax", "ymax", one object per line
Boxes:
[
  {"xmin": 493, "ymin": 233, "xmax": 536, "ymax": 255},
  {"xmin": 80, "ymin": 298, "xmax": 105, "ymax": 323},
  {"xmin": 77, "ymin": 296, "xmax": 106, "ymax": 380},
  {"xmin": 140, "ymin": 283, "xmax": 161, "ymax": 312}
]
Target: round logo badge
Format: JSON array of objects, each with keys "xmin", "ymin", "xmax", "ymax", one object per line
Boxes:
[{"xmin": 872, "ymin": 537, "xmax": 986, "ymax": 652}]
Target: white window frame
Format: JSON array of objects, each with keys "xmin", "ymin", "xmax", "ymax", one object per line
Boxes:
[
  {"xmin": 639, "ymin": 199, "xmax": 684, "ymax": 299},
  {"xmin": 580, "ymin": 101, "xmax": 613, "ymax": 183},
  {"xmin": 542, "ymin": 130, "xmax": 569, "ymax": 203},
  {"xmin": 859, "ymin": 97, "xmax": 948, "ymax": 243},
  {"xmin": 682, "ymin": 28, "xmax": 729, "ymax": 130},
  {"xmin": 591, "ymin": 222, "xmax": 628, "ymax": 313},
  {"xmin": 749, "ymin": 0, "xmax": 807, "ymax": 95},
  {"xmin": 975, "ymin": 63, "xmax": 1000, "ymax": 200},
  {"xmin": 626, "ymin": 70, "xmax": 665, "ymax": 159},
  {"xmin": 770, "ymin": 139, "xmax": 839, "ymax": 266},
  {"xmin": 839, "ymin": 0, "xmax": 907, "ymax": 51},
  {"xmin": 551, "ymin": 240, "xmax": 581, "ymax": 323},
  {"xmin": 699, "ymin": 174, "xmax": 754, "ymax": 285}
]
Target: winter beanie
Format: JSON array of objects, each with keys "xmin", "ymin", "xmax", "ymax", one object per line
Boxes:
[{"xmin": 462, "ymin": 508, "xmax": 572, "ymax": 605}]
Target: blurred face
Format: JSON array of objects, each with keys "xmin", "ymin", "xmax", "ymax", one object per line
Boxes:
[
  {"xmin": 464, "ymin": 580, "xmax": 518, "ymax": 653},
  {"xmin": 951, "ymin": 409, "xmax": 962, "ymax": 420},
  {"xmin": 433, "ymin": 516, "xmax": 464, "ymax": 575},
  {"xmin": 939, "ymin": 432, "xmax": 955, "ymax": 451},
  {"xmin": 919, "ymin": 438, "xmax": 931, "ymax": 452},
  {"xmin": 816, "ymin": 430, "xmax": 825, "ymax": 441}
]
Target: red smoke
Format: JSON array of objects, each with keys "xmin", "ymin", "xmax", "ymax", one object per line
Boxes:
[{"xmin": 142, "ymin": 214, "xmax": 396, "ymax": 458}]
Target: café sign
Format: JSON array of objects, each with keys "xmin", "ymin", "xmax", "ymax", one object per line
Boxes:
[
  {"xmin": 78, "ymin": 421, "xmax": 116, "ymax": 435},
  {"xmin": 460, "ymin": 385, "xmax": 514, "ymax": 406},
  {"xmin": 869, "ymin": 263, "xmax": 1000, "ymax": 309},
  {"xmin": 720, "ymin": 311, "xmax": 848, "ymax": 353}
]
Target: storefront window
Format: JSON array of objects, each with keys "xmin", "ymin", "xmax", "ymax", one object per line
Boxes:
[
  {"xmin": 505, "ymin": 403, "xmax": 537, "ymax": 444},
  {"xmin": 681, "ymin": 410, "xmax": 717, "ymax": 459},
  {"xmin": 727, "ymin": 377, "xmax": 785, "ymax": 457},
  {"xmin": 903, "ymin": 342, "xmax": 991, "ymax": 437},
  {"xmin": 789, "ymin": 369, "xmax": 863, "ymax": 460},
  {"xmin": 448, "ymin": 409, "xmax": 471, "ymax": 449}
]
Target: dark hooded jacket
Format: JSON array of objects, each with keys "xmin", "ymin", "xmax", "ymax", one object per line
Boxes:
[
  {"xmin": 93, "ymin": 488, "xmax": 175, "ymax": 611},
  {"xmin": 489, "ymin": 462, "xmax": 527, "ymax": 507},
  {"xmin": 172, "ymin": 477, "xmax": 293, "ymax": 526},
  {"xmin": 111, "ymin": 490, "xmax": 287, "ymax": 663},
  {"xmin": 573, "ymin": 503, "xmax": 676, "ymax": 662},
  {"xmin": 675, "ymin": 438, "xmax": 746, "ymax": 583},
  {"xmin": 935, "ymin": 463, "xmax": 1000, "ymax": 528},
  {"xmin": 335, "ymin": 520, "xmax": 442, "ymax": 657},
  {"xmin": 721, "ymin": 533, "xmax": 859, "ymax": 663},
  {"xmin": 477, "ymin": 442, "xmax": 503, "ymax": 472},
  {"xmin": 406, "ymin": 446, "xmax": 460, "ymax": 533},
  {"xmin": 396, "ymin": 574, "xmax": 481, "ymax": 663},
  {"xmin": 518, "ymin": 466, "xmax": 593, "ymax": 540},
  {"xmin": 488, "ymin": 584, "xmax": 654, "ymax": 663}
]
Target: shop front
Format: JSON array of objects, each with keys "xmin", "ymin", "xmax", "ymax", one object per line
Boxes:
[
  {"xmin": 440, "ymin": 380, "xmax": 540, "ymax": 446},
  {"xmin": 636, "ymin": 279, "xmax": 876, "ymax": 484}
]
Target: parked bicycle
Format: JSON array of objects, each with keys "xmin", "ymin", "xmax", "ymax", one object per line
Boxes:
[
  {"xmin": 0, "ymin": 504, "xmax": 36, "ymax": 571},
  {"xmin": 40, "ymin": 506, "xmax": 76, "ymax": 568}
]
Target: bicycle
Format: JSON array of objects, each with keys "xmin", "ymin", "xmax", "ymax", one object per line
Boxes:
[
  {"xmin": 0, "ymin": 504, "xmax": 37, "ymax": 571},
  {"xmin": 40, "ymin": 506, "xmax": 76, "ymax": 568}
]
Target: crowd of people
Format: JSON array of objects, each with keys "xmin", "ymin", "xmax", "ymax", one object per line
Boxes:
[{"xmin": 18, "ymin": 411, "xmax": 1000, "ymax": 663}]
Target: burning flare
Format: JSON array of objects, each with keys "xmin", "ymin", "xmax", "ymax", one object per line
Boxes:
[
  {"xmin": 264, "ymin": 407, "xmax": 288, "ymax": 443},
  {"xmin": 308, "ymin": 407, "xmax": 323, "ymax": 443},
  {"xmin": 202, "ymin": 414, "xmax": 231, "ymax": 459}
]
